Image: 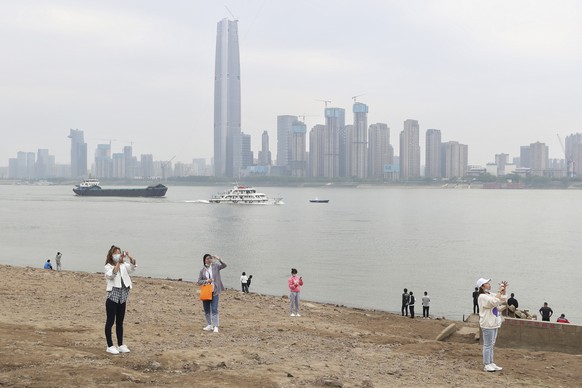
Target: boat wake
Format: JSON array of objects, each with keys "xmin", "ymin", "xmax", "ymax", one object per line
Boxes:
[{"xmin": 185, "ymin": 200, "xmax": 210, "ymax": 204}]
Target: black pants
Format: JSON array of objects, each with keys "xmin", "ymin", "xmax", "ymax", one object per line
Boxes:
[
  {"xmin": 105, "ymin": 299, "xmax": 127, "ymax": 347},
  {"xmin": 409, "ymin": 306, "xmax": 415, "ymax": 318},
  {"xmin": 423, "ymin": 306, "xmax": 429, "ymax": 318},
  {"xmin": 242, "ymin": 283, "xmax": 249, "ymax": 293},
  {"xmin": 401, "ymin": 304, "xmax": 408, "ymax": 316},
  {"xmin": 473, "ymin": 301, "xmax": 479, "ymax": 314}
]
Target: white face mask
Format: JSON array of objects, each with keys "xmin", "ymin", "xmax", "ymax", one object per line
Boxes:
[{"xmin": 113, "ymin": 254, "xmax": 121, "ymax": 263}]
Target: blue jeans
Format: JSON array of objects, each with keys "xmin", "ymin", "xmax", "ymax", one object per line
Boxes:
[
  {"xmin": 203, "ymin": 294, "xmax": 220, "ymax": 327},
  {"xmin": 290, "ymin": 292, "xmax": 300, "ymax": 314},
  {"xmin": 482, "ymin": 328, "xmax": 498, "ymax": 365}
]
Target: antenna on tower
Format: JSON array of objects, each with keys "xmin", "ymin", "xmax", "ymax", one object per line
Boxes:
[{"xmin": 224, "ymin": 5, "xmax": 238, "ymax": 21}]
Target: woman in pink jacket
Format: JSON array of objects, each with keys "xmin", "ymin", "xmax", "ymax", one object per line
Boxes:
[{"xmin": 288, "ymin": 268, "xmax": 303, "ymax": 317}]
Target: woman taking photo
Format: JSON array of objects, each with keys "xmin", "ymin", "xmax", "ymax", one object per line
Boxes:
[
  {"xmin": 476, "ymin": 277, "xmax": 507, "ymax": 372},
  {"xmin": 197, "ymin": 254, "xmax": 227, "ymax": 333},
  {"xmin": 104, "ymin": 245, "xmax": 136, "ymax": 355}
]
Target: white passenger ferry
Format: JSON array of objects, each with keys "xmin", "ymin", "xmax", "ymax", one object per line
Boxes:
[{"xmin": 209, "ymin": 185, "xmax": 283, "ymax": 204}]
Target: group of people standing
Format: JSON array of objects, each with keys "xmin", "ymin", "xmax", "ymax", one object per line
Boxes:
[
  {"xmin": 401, "ymin": 288, "xmax": 431, "ymax": 319},
  {"xmin": 103, "ymin": 248, "xmax": 306, "ymax": 354}
]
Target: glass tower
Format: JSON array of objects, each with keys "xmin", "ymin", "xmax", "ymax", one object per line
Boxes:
[{"xmin": 213, "ymin": 18, "xmax": 241, "ymax": 178}]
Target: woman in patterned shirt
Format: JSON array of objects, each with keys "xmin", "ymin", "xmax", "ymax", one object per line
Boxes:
[{"xmin": 104, "ymin": 245, "xmax": 136, "ymax": 355}]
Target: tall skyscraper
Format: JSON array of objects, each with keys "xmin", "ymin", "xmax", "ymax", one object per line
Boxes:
[
  {"xmin": 309, "ymin": 124, "xmax": 326, "ymax": 177},
  {"xmin": 258, "ymin": 130, "xmax": 272, "ymax": 166},
  {"xmin": 348, "ymin": 102, "xmax": 368, "ymax": 178},
  {"xmin": 425, "ymin": 129, "xmax": 442, "ymax": 178},
  {"xmin": 399, "ymin": 119, "xmax": 420, "ymax": 179},
  {"xmin": 241, "ymin": 132, "xmax": 253, "ymax": 168},
  {"xmin": 530, "ymin": 141, "xmax": 548, "ymax": 176},
  {"xmin": 324, "ymin": 108, "xmax": 345, "ymax": 178},
  {"xmin": 94, "ymin": 143, "xmax": 112, "ymax": 178},
  {"xmin": 214, "ymin": 18, "xmax": 241, "ymax": 178},
  {"xmin": 368, "ymin": 123, "xmax": 393, "ymax": 178},
  {"xmin": 276, "ymin": 115, "xmax": 297, "ymax": 172},
  {"xmin": 519, "ymin": 146, "xmax": 531, "ymax": 168},
  {"xmin": 290, "ymin": 120, "xmax": 307, "ymax": 177},
  {"xmin": 68, "ymin": 128, "xmax": 87, "ymax": 178}
]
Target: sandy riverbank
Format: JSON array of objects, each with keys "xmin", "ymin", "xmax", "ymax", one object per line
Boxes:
[{"xmin": 1, "ymin": 265, "xmax": 580, "ymax": 387}]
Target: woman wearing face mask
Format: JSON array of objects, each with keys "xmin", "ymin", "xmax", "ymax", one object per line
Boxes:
[
  {"xmin": 104, "ymin": 245, "xmax": 136, "ymax": 355},
  {"xmin": 197, "ymin": 254, "xmax": 227, "ymax": 333}
]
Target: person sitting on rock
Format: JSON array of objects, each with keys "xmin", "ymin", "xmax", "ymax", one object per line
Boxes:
[{"xmin": 556, "ymin": 314, "xmax": 570, "ymax": 323}]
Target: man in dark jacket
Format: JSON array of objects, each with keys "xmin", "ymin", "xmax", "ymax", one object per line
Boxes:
[{"xmin": 401, "ymin": 288, "xmax": 410, "ymax": 316}]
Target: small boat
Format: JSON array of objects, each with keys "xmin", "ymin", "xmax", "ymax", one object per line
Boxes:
[
  {"xmin": 309, "ymin": 198, "xmax": 329, "ymax": 203},
  {"xmin": 209, "ymin": 185, "xmax": 283, "ymax": 205},
  {"xmin": 73, "ymin": 179, "xmax": 168, "ymax": 197}
]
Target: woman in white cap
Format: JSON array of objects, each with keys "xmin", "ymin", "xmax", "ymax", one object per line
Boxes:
[{"xmin": 476, "ymin": 277, "xmax": 508, "ymax": 372}]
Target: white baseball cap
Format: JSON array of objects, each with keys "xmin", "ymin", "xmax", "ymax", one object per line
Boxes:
[{"xmin": 476, "ymin": 278, "xmax": 491, "ymax": 289}]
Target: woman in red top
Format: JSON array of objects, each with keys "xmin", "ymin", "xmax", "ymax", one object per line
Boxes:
[{"xmin": 556, "ymin": 314, "xmax": 570, "ymax": 323}]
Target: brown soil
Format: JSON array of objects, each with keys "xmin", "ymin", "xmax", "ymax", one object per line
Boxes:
[{"xmin": 1, "ymin": 265, "xmax": 580, "ymax": 387}]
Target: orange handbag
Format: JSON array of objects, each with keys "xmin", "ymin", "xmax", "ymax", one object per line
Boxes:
[{"xmin": 200, "ymin": 284, "xmax": 213, "ymax": 300}]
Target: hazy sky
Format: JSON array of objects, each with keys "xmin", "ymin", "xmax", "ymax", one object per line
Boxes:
[{"xmin": 2, "ymin": 0, "xmax": 581, "ymax": 167}]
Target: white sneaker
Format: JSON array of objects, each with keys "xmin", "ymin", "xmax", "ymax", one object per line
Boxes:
[
  {"xmin": 483, "ymin": 364, "xmax": 496, "ymax": 372},
  {"xmin": 203, "ymin": 325, "xmax": 213, "ymax": 331},
  {"xmin": 490, "ymin": 363, "xmax": 503, "ymax": 371},
  {"xmin": 106, "ymin": 346, "xmax": 120, "ymax": 355},
  {"xmin": 213, "ymin": 326, "xmax": 219, "ymax": 333},
  {"xmin": 296, "ymin": 314, "xmax": 301, "ymax": 317},
  {"xmin": 290, "ymin": 313, "xmax": 296, "ymax": 317},
  {"xmin": 117, "ymin": 344, "xmax": 130, "ymax": 353}
]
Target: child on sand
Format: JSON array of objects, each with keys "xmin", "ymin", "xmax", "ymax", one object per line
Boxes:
[{"xmin": 288, "ymin": 268, "xmax": 303, "ymax": 317}]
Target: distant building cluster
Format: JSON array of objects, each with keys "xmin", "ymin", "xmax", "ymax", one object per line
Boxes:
[{"xmin": 3, "ymin": 18, "xmax": 582, "ymax": 182}]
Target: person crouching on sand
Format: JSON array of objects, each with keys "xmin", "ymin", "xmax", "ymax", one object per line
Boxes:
[
  {"xmin": 476, "ymin": 277, "xmax": 508, "ymax": 372},
  {"xmin": 104, "ymin": 245, "xmax": 136, "ymax": 355},
  {"xmin": 288, "ymin": 268, "xmax": 303, "ymax": 317}
]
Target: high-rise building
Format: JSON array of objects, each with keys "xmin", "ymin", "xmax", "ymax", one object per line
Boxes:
[
  {"xmin": 141, "ymin": 154, "xmax": 154, "ymax": 178},
  {"xmin": 495, "ymin": 153, "xmax": 509, "ymax": 176},
  {"xmin": 95, "ymin": 144, "xmax": 112, "ymax": 178},
  {"xmin": 123, "ymin": 145, "xmax": 134, "ymax": 179},
  {"xmin": 290, "ymin": 120, "xmax": 307, "ymax": 177},
  {"xmin": 425, "ymin": 129, "xmax": 442, "ymax": 178},
  {"xmin": 348, "ymin": 102, "xmax": 368, "ymax": 178},
  {"xmin": 309, "ymin": 124, "xmax": 326, "ymax": 177},
  {"xmin": 565, "ymin": 133, "xmax": 582, "ymax": 176},
  {"xmin": 519, "ymin": 146, "xmax": 531, "ymax": 168},
  {"xmin": 36, "ymin": 149, "xmax": 55, "ymax": 179},
  {"xmin": 399, "ymin": 119, "xmax": 420, "ymax": 180},
  {"xmin": 258, "ymin": 130, "xmax": 272, "ymax": 166},
  {"xmin": 68, "ymin": 128, "xmax": 87, "ymax": 178},
  {"xmin": 368, "ymin": 123, "xmax": 393, "ymax": 179},
  {"xmin": 213, "ymin": 18, "xmax": 241, "ymax": 178},
  {"xmin": 241, "ymin": 132, "xmax": 253, "ymax": 168},
  {"xmin": 323, "ymin": 108, "xmax": 344, "ymax": 178},
  {"xmin": 276, "ymin": 115, "xmax": 297, "ymax": 173},
  {"xmin": 112, "ymin": 153, "xmax": 125, "ymax": 178},
  {"xmin": 441, "ymin": 141, "xmax": 468, "ymax": 179},
  {"xmin": 530, "ymin": 142, "xmax": 548, "ymax": 176}
]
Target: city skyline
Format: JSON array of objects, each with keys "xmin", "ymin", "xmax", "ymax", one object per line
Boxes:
[{"xmin": 1, "ymin": 1, "xmax": 582, "ymax": 167}]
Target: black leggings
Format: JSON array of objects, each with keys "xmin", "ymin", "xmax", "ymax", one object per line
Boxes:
[{"xmin": 105, "ymin": 299, "xmax": 126, "ymax": 347}]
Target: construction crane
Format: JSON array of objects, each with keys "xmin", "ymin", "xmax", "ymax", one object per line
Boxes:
[
  {"xmin": 351, "ymin": 94, "xmax": 366, "ymax": 103},
  {"xmin": 556, "ymin": 134, "xmax": 573, "ymax": 178},
  {"xmin": 315, "ymin": 99, "xmax": 332, "ymax": 108},
  {"xmin": 224, "ymin": 5, "xmax": 238, "ymax": 21},
  {"xmin": 161, "ymin": 155, "xmax": 176, "ymax": 181}
]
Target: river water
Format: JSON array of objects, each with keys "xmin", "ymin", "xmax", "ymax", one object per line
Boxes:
[{"xmin": 1, "ymin": 184, "xmax": 580, "ymax": 322}]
